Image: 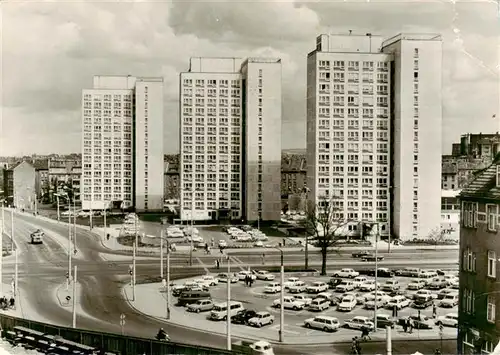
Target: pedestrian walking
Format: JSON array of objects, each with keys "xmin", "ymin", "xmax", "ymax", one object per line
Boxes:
[
  {"xmin": 402, "ymin": 319, "xmax": 408, "ymax": 333},
  {"xmin": 216, "ymin": 259, "xmax": 220, "ymax": 269},
  {"xmin": 392, "ymin": 304, "xmax": 397, "ymax": 318},
  {"xmin": 262, "ymin": 253, "xmax": 265, "ymax": 265},
  {"xmin": 409, "ymin": 318, "xmax": 414, "ymax": 334},
  {"xmin": 9, "ymin": 297, "xmax": 14, "ymax": 308},
  {"xmin": 432, "ymin": 303, "xmax": 437, "ymax": 319}
]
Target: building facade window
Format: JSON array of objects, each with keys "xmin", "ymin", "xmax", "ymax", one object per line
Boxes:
[
  {"xmin": 463, "ymin": 288, "xmax": 475, "ymax": 313},
  {"xmin": 487, "ymin": 296, "xmax": 496, "ymax": 323},
  {"xmin": 487, "ymin": 204, "xmax": 498, "ymax": 231},
  {"xmin": 462, "ymin": 247, "xmax": 476, "ymax": 272},
  {"xmin": 488, "ymin": 250, "xmax": 497, "ymax": 278},
  {"xmin": 462, "ymin": 201, "xmax": 477, "ymax": 228}
]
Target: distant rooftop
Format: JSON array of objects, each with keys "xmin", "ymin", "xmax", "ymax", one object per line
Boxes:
[
  {"xmin": 382, "ymin": 33, "xmax": 442, "ymax": 48},
  {"xmin": 460, "ymin": 155, "xmax": 500, "ymax": 201}
]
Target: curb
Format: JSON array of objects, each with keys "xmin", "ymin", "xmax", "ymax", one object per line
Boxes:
[
  {"xmin": 55, "ymin": 281, "xmax": 72, "ymax": 308},
  {"xmin": 121, "ymin": 284, "xmax": 456, "ymax": 346}
]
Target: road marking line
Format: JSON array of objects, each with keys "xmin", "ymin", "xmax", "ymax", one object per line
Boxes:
[
  {"xmin": 230, "ymin": 256, "xmax": 246, "ymax": 271},
  {"xmin": 196, "ymin": 257, "xmax": 209, "ymax": 273}
]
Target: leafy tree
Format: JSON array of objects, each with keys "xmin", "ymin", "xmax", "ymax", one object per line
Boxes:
[{"xmin": 303, "ymin": 195, "xmax": 351, "ymax": 276}]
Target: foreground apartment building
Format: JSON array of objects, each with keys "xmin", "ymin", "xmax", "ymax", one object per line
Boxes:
[
  {"xmin": 179, "ymin": 57, "xmax": 282, "ymax": 222},
  {"xmin": 81, "ymin": 75, "xmax": 164, "ymax": 212},
  {"xmin": 306, "ymin": 33, "xmax": 442, "ymax": 239},
  {"xmin": 459, "ymin": 158, "xmax": 500, "ymax": 354}
]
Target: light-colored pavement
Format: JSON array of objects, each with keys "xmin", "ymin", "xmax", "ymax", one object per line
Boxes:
[{"xmin": 125, "ymin": 272, "xmax": 458, "ymax": 345}]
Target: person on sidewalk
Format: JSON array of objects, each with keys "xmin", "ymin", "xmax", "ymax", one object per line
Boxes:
[
  {"xmin": 402, "ymin": 319, "xmax": 408, "ymax": 333},
  {"xmin": 9, "ymin": 296, "xmax": 15, "ymax": 309},
  {"xmin": 432, "ymin": 302, "xmax": 437, "ymax": 318},
  {"xmin": 409, "ymin": 318, "xmax": 414, "ymax": 334},
  {"xmin": 392, "ymin": 304, "xmax": 398, "ymax": 318}
]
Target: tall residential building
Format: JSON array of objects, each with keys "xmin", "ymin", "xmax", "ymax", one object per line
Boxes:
[
  {"xmin": 179, "ymin": 57, "xmax": 282, "ymax": 222},
  {"xmin": 81, "ymin": 75, "xmax": 164, "ymax": 212},
  {"xmin": 307, "ymin": 33, "xmax": 442, "ymax": 240}
]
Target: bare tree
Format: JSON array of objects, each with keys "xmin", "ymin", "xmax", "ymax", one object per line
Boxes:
[{"xmin": 303, "ymin": 195, "xmax": 351, "ymax": 276}]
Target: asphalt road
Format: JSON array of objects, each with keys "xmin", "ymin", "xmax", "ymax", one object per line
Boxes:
[{"xmin": 2, "ymin": 212, "xmax": 459, "ymax": 354}]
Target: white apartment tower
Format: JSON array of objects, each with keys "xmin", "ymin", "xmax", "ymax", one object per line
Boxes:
[
  {"xmin": 307, "ymin": 33, "xmax": 442, "ymax": 240},
  {"xmin": 179, "ymin": 57, "xmax": 282, "ymax": 222},
  {"xmin": 81, "ymin": 75, "xmax": 164, "ymax": 212}
]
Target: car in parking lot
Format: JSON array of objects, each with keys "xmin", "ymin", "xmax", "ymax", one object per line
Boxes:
[
  {"xmin": 217, "ymin": 273, "xmax": 239, "ymax": 283},
  {"xmin": 283, "ymin": 277, "xmax": 301, "ymax": 289},
  {"xmin": 450, "ymin": 279, "xmax": 459, "ymax": 289},
  {"xmin": 386, "ymin": 295, "xmax": 411, "ymax": 310},
  {"xmin": 187, "ymin": 299, "xmax": 214, "ymax": 313},
  {"xmin": 332, "ymin": 268, "xmax": 359, "ymax": 278},
  {"xmin": 272, "ymin": 296, "xmax": 305, "ymax": 310},
  {"xmin": 359, "ymin": 280, "xmax": 379, "ymax": 292},
  {"xmin": 231, "ymin": 309, "xmax": 258, "ymax": 325},
  {"xmin": 442, "ymin": 274, "xmax": 458, "ymax": 286},
  {"xmin": 308, "ymin": 298, "xmax": 330, "ymax": 312},
  {"xmin": 344, "ymin": 316, "xmax": 374, "ymax": 330},
  {"xmin": 292, "ymin": 294, "xmax": 313, "ymax": 306},
  {"xmin": 237, "ymin": 270, "xmax": 257, "ymax": 281},
  {"xmin": 352, "ymin": 276, "xmax": 368, "ymax": 288},
  {"xmin": 360, "ymin": 268, "xmax": 394, "ymax": 278},
  {"xmin": 307, "ymin": 281, "xmax": 329, "ymax": 294},
  {"xmin": 427, "ymin": 277, "xmax": 448, "ymax": 290},
  {"xmin": 437, "ymin": 288, "xmax": 456, "ymax": 300},
  {"xmin": 376, "ymin": 314, "xmax": 395, "ymax": 328},
  {"xmin": 193, "ymin": 279, "xmax": 212, "ymax": 290},
  {"xmin": 335, "ymin": 280, "xmax": 355, "ymax": 293},
  {"xmin": 352, "ymin": 251, "xmax": 371, "ymax": 258},
  {"xmin": 413, "ymin": 289, "xmax": 438, "ymax": 301},
  {"xmin": 398, "ymin": 315, "xmax": 434, "ymax": 329},
  {"xmin": 381, "ymin": 280, "xmax": 400, "ymax": 293},
  {"xmin": 256, "ymin": 271, "xmax": 275, "ymax": 281},
  {"xmin": 288, "ymin": 281, "xmax": 307, "ymax": 293},
  {"xmin": 395, "ymin": 267, "xmax": 420, "ymax": 277},
  {"xmin": 248, "ymin": 312, "xmax": 274, "ymax": 328},
  {"xmin": 407, "ymin": 280, "xmax": 427, "ymax": 290},
  {"xmin": 436, "ymin": 313, "xmax": 458, "ymax": 327},
  {"xmin": 439, "ymin": 293, "xmax": 459, "ymax": 308},
  {"xmin": 264, "ymin": 282, "xmax": 282, "ymax": 294},
  {"xmin": 201, "ymin": 275, "xmax": 219, "ymax": 286},
  {"xmin": 328, "ymin": 278, "xmax": 343, "ymax": 289},
  {"xmin": 365, "ymin": 296, "xmax": 387, "ymax": 310},
  {"xmin": 304, "ymin": 316, "xmax": 340, "ymax": 332},
  {"xmin": 412, "ymin": 298, "xmax": 434, "ymax": 309},
  {"xmin": 418, "ymin": 269, "xmax": 438, "ymax": 279},
  {"xmin": 218, "ymin": 240, "xmax": 228, "ymax": 248},
  {"xmin": 337, "ymin": 295, "xmax": 357, "ymax": 312}
]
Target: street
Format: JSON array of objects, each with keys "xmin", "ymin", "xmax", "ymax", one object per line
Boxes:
[{"xmin": 1, "ymin": 211, "xmax": 459, "ymax": 354}]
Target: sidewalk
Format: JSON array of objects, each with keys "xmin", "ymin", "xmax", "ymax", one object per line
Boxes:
[{"xmin": 124, "ymin": 281, "xmax": 457, "ymax": 345}]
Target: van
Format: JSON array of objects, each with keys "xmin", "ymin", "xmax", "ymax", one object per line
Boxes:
[
  {"xmin": 177, "ymin": 291, "xmax": 211, "ymax": 307},
  {"xmin": 210, "ymin": 301, "xmax": 244, "ymax": 321}
]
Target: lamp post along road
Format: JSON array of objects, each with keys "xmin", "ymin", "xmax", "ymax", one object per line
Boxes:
[
  {"xmin": 165, "ymin": 236, "xmax": 171, "ymax": 320},
  {"xmin": 374, "ymin": 222, "xmax": 379, "ymax": 330},
  {"xmin": 277, "ymin": 247, "xmax": 284, "ymax": 343},
  {"xmin": 132, "ymin": 241, "xmax": 136, "ymax": 301},
  {"xmin": 14, "ymin": 248, "xmax": 18, "ymax": 297},
  {"xmin": 56, "ymin": 195, "xmax": 60, "ymax": 222},
  {"xmin": 386, "ymin": 325, "xmax": 392, "ymax": 355},
  {"xmin": 304, "ymin": 188, "xmax": 310, "ymax": 270},
  {"xmin": 226, "ymin": 254, "xmax": 231, "ymax": 351},
  {"xmin": 68, "ymin": 208, "xmax": 72, "ymax": 283},
  {"xmin": 190, "ymin": 190, "xmax": 194, "ymax": 266},
  {"xmin": 160, "ymin": 230, "xmax": 164, "ymax": 279},
  {"xmin": 72, "ymin": 265, "xmax": 77, "ymax": 328}
]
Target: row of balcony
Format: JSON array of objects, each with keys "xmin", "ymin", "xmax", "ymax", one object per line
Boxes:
[{"xmin": 319, "ymin": 65, "xmax": 389, "ymax": 72}]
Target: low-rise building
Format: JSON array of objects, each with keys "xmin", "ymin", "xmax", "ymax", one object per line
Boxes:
[
  {"xmin": 281, "ymin": 153, "xmax": 306, "ymax": 198},
  {"xmin": 458, "ymin": 157, "xmax": 500, "ymax": 354},
  {"xmin": 441, "ymin": 189, "xmax": 460, "ymax": 237},
  {"xmin": 164, "ymin": 161, "xmax": 179, "ymax": 201},
  {"xmin": 48, "ymin": 158, "xmax": 81, "ymax": 202},
  {"xmin": 442, "ymin": 158, "xmax": 489, "ymax": 190}
]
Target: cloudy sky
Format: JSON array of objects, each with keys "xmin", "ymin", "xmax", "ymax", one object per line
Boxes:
[{"xmin": 1, "ymin": 0, "xmax": 498, "ymax": 156}]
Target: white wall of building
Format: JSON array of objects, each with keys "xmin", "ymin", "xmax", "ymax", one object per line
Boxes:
[
  {"xmin": 383, "ymin": 34, "xmax": 443, "ymax": 240},
  {"xmin": 134, "ymin": 78, "xmax": 164, "ymax": 212},
  {"xmin": 13, "ymin": 161, "xmax": 36, "ymax": 210}
]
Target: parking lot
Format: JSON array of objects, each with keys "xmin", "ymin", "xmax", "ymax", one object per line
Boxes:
[{"xmin": 170, "ymin": 268, "xmax": 459, "ymax": 340}]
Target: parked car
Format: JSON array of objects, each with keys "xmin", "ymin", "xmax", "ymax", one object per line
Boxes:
[
  {"xmin": 413, "ymin": 290, "xmax": 438, "ymax": 301},
  {"xmin": 365, "ymin": 296, "xmax": 387, "ymax": 310},
  {"xmin": 272, "ymin": 296, "xmax": 305, "ymax": 310},
  {"xmin": 352, "ymin": 276, "xmax": 368, "ymax": 288},
  {"xmin": 407, "ymin": 280, "xmax": 427, "ymax": 290},
  {"xmin": 363, "ymin": 268, "xmax": 394, "ymax": 278},
  {"xmin": 316, "ymin": 292, "xmax": 338, "ymax": 305},
  {"xmin": 248, "ymin": 312, "xmax": 274, "ymax": 328},
  {"xmin": 337, "ymin": 295, "xmax": 357, "ymax": 312},
  {"xmin": 217, "ymin": 273, "xmax": 238, "ymax": 283},
  {"xmin": 231, "ymin": 309, "xmax": 258, "ymax": 325},
  {"xmin": 344, "ymin": 316, "xmax": 375, "ymax": 330},
  {"xmin": 332, "ymin": 268, "xmax": 359, "ymax": 278},
  {"xmin": 439, "ymin": 293, "xmax": 459, "ymax": 308},
  {"xmin": 249, "ymin": 341, "xmax": 274, "ymax": 355},
  {"xmin": 283, "ymin": 277, "xmax": 301, "ymax": 289},
  {"xmin": 304, "ymin": 316, "xmax": 340, "ymax": 332},
  {"xmin": 306, "ymin": 281, "xmax": 329, "ymax": 294},
  {"xmin": 359, "ymin": 280, "xmax": 379, "ymax": 292},
  {"xmin": 335, "ymin": 280, "xmax": 355, "ymax": 293},
  {"xmin": 442, "ymin": 274, "xmax": 458, "ymax": 286},
  {"xmin": 187, "ymin": 299, "xmax": 214, "ymax": 313},
  {"xmin": 395, "ymin": 267, "xmax": 420, "ymax": 277},
  {"xmin": 427, "ymin": 278, "xmax": 448, "ymax": 290},
  {"xmin": 436, "ymin": 313, "xmax": 458, "ymax": 327},
  {"xmin": 381, "ymin": 280, "xmax": 400, "ymax": 293},
  {"xmin": 328, "ymin": 278, "xmax": 343, "ymax": 289},
  {"xmin": 412, "ymin": 299, "xmax": 434, "ymax": 309},
  {"xmin": 376, "ymin": 314, "xmax": 395, "ymax": 328},
  {"xmin": 264, "ymin": 283, "xmax": 282, "ymax": 294},
  {"xmin": 386, "ymin": 295, "xmax": 411, "ymax": 310},
  {"xmin": 450, "ymin": 279, "xmax": 459, "ymax": 289},
  {"xmin": 309, "ymin": 298, "xmax": 330, "ymax": 312},
  {"xmin": 292, "ymin": 294, "xmax": 313, "ymax": 306},
  {"xmin": 256, "ymin": 271, "xmax": 275, "ymax": 281},
  {"xmin": 437, "ymin": 288, "xmax": 456, "ymax": 300},
  {"xmin": 397, "ymin": 315, "xmax": 434, "ymax": 329},
  {"xmin": 288, "ymin": 281, "xmax": 307, "ymax": 293},
  {"xmin": 237, "ymin": 270, "xmax": 257, "ymax": 281},
  {"xmin": 210, "ymin": 301, "xmax": 244, "ymax": 321},
  {"xmin": 352, "ymin": 251, "xmax": 371, "ymax": 258},
  {"xmin": 201, "ymin": 275, "xmax": 219, "ymax": 286},
  {"xmin": 418, "ymin": 269, "xmax": 439, "ymax": 279}
]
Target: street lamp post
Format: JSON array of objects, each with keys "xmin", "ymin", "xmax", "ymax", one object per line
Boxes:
[
  {"xmin": 374, "ymin": 222, "xmax": 380, "ymax": 330},
  {"xmin": 72, "ymin": 265, "xmax": 77, "ymax": 328},
  {"xmin": 190, "ymin": 189, "xmax": 194, "ymax": 266},
  {"xmin": 160, "ymin": 232, "xmax": 171, "ymax": 320},
  {"xmin": 56, "ymin": 195, "xmax": 61, "ymax": 222},
  {"xmin": 226, "ymin": 254, "xmax": 231, "ymax": 351},
  {"xmin": 304, "ymin": 187, "xmax": 310, "ymax": 270},
  {"xmin": 275, "ymin": 247, "xmax": 284, "ymax": 342}
]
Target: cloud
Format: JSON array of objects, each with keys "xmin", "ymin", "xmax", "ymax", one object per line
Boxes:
[{"xmin": 0, "ymin": 0, "xmax": 498, "ymax": 156}]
